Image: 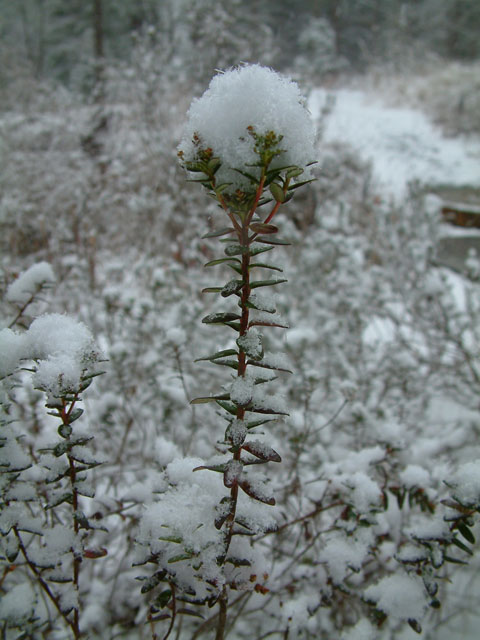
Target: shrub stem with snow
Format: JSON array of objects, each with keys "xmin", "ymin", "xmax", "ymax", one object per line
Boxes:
[{"xmin": 138, "ymin": 64, "xmax": 316, "ymax": 639}]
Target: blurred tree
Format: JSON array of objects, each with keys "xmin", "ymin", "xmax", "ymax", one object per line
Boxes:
[{"xmin": 445, "ymin": 0, "xmax": 480, "ymax": 59}]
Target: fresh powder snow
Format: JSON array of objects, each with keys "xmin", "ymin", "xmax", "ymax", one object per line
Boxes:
[
  {"xmin": 178, "ymin": 64, "xmax": 316, "ymax": 192},
  {"xmin": 364, "ymin": 574, "xmax": 428, "ymax": 621}
]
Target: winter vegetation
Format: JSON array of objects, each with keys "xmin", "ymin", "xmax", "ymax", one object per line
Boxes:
[{"xmin": 1, "ymin": 1, "xmax": 480, "ymax": 639}]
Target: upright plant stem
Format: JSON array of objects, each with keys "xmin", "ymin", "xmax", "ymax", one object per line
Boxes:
[
  {"xmin": 215, "ymin": 588, "xmax": 228, "ymax": 640},
  {"xmin": 62, "ymin": 398, "xmax": 81, "ymax": 640},
  {"xmin": 223, "ymin": 218, "xmax": 251, "ymax": 557},
  {"xmin": 217, "ymin": 193, "xmax": 262, "ymax": 640}
]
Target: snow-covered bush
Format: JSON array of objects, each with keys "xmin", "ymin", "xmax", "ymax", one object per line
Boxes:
[
  {"xmin": 1, "ymin": 265, "xmax": 105, "ymax": 638},
  {"xmin": 2, "ymin": 57, "xmax": 480, "ymax": 640}
]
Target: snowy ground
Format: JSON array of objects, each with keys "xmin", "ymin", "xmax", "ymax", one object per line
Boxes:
[
  {"xmin": 309, "ymin": 89, "xmax": 480, "ymax": 200},
  {"xmin": 308, "ymin": 88, "xmax": 480, "ymax": 640}
]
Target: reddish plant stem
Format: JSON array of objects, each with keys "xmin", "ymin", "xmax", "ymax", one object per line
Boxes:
[
  {"xmin": 217, "ymin": 200, "xmax": 257, "ymax": 640},
  {"xmin": 68, "ymin": 453, "xmax": 81, "ymax": 638},
  {"xmin": 215, "ymin": 589, "xmax": 228, "ymax": 640},
  {"xmin": 62, "ymin": 397, "xmax": 81, "ymax": 640}
]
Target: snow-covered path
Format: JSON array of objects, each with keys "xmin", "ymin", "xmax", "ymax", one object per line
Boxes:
[{"xmin": 309, "ymin": 89, "xmax": 480, "ymax": 199}]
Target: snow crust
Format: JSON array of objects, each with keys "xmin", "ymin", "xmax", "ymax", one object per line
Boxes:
[{"xmin": 179, "ymin": 64, "xmax": 316, "ymax": 191}]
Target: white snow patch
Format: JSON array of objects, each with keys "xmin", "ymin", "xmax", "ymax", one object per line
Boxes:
[
  {"xmin": 6, "ymin": 262, "xmax": 55, "ymax": 304},
  {"xmin": 0, "ymin": 328, "xmax": 27, "ymax": 378},
  {"xmin": 310, "ymin": 88, "xmax": 480, "ymax": 199},
  {"xmin": 364, "ymin": 574, "xmax": 428, "ymax": 621},
  {"xmin": 341, "ymin": 618, "xmax": 378, "ymax": 640},
  {"xmin": 448, "ymin": 459, "xmax": 480, "ymax": 506},
  {"xmin": 320, "ymin": 528, "xmax": 373, "ymax": 583},
  {"xmin": 400, "ymin": 465, "xmax": 431, "ymax": 489}
]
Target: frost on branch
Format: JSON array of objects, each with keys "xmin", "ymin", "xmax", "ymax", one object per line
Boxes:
[{"xmin": 178, "ymin": 64, "xmax": 316, "ymax": 193}]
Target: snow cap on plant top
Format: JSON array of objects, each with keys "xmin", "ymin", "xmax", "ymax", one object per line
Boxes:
[{"xmin": 178, "ymin": 64, "xmax": 316, "ymax": 192}]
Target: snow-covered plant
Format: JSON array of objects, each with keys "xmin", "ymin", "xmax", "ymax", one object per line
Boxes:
[
  {"xmin": 1, "ymin": 265, "xmax": 105, "ymax": 638},
  {"xmin": 135, "ymin": 64, "xmax": 315, "ymax": 638}
]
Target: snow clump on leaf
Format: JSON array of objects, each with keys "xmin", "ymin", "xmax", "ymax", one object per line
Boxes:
[
  {"xmin": 178, "ymin": 64, "xmax": 316, "ymax": 192},
  {"xmin": 364, "ymin": 574, "xmax": 428, "ymax": 622},
  {"xmin": 6, "ymin": 262, "xmax": 55, "ymax": 305},
  {"xmin": 27, "ymin": 314, "xmax": 101, "ymax": 396}
]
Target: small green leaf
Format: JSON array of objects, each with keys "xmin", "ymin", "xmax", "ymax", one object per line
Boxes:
[
  {"xmin": 168, "ymin": 552, "xmax": 194, "ymax": 564},
  {"xmin": 256, "ymin": 237, "xmax": 291, "ymax": 246},
  {"xmin": 286, "ymin": 166, "xmax": 304, "ymax": 179},
  {"xmin": 193, "ymin": 464, "xmax": 226, "ymax": 473},
  {"xmin": 190, "ymin": 396, "xmax": 217, "ymax": 405},
  {"xmin": 250, "ymin": 278, "xmax": 288, "ymax": 289},
  {"xmin": 407, "ymin": 619, "xmax": 422, "ymax": 634},
  {"xmin": 45, "ymin": 492, "xmax": 73, "ymax": 509},
  {"xmin": 204, "ymin": 257, "xmax": 241, "ymax": 267},
  {"xmin": 249, "ymin": 318, "xmax": 289, "ymax": 329},
  {"xmin": 202, "ymin": 227, "xmax": 235, "ymax": 239},
  {"xmin": 249, "ymin": 245, "xmax": 274, "ymax": 257},
  {"xmin": 247, "ymin": 359, "xmax": 292, "ymax": 374},
  {"xmin": 244, "ymin": 417, "xmax": 277, "ymax": 429},
  {"xmin": 239, "ymin": 479, "xmax": 275, "ymax": 505},
  {"xmin": 248, "ymin": 405, "xmax": 289, "ymax": 416},
  {"xmin": 270, "ymin": 183, "xmax": 285, "ymax": 203},
  {"xmin": 68, "ymin": 408, "xmax": 84, "ymax": 424},
  {"xmin": 53, "ymin": 441, "xmax": 70, "ymax": 457},
  {"xmin": 233, "ymin": 168, "xmax": 259, "ymax": 183},
  {"xmin": 212, "ymin": 359, "xmax": 239, "ymax": 370},
  {"xmin": 451, "ymin": 537, "xmax": 473, "ymax": 556},
  {"xmin": 237, "ymin": 333, "xmax": 263, "ymax": 360},
  {"xmin": 158, "ymin": 535, "xmax": 183, "ymax": 544},
  {"xmin": 155, "ymin": 589, "xmax": 173, "ymax": 608},
  {"xmin": 250, "ymin": 262, "xmax": 283, "ymax": 272},
  {"xmin": 139, "ymin": 570, "xmax": 167, "ymax": 594},
  {"xmin": 221, "ymin": 279, "xmax": 244, "ymax": 297},
  {"xmin": 215, "ymin": 400, "xmax": 238, "ymax": 415},
  {"xmin": 227, "ymin": 263, "xmax": 243, "ymax": 275},
  {"xmin": 242, "ymin": 441, "xmax": 281, "ymax": 463},
  {"xmin": 202, "ymin": 287, "xmax": 222, "ymax": 294},
  {"xmin": 225, "ymin": 244, "xmax": 246, "ymax": 257},
  {"xmin": 444, "ymin": 554, "xmax": 468, "ymax": 565},
  {"xmin": 207, "ymin": 158, "xmax": 221, "ymax": 173},
  {"xmin": 249, "ymin": 223, "xmax": 278, "ymax": 235},
  {"xmin": 195, "ymin": 349, "xmax": 238, "ymax": 363},
  {"xmin": 58, "ymin": 424, "xmax": 72, "ymax": 439},
  {"xmin": 458, "ymin": 522, "xmax": 476, "ymax": 544},
  {"xmin": 287, "ymin": 178, "xmax": 316, "ymax": 191},
  {"xmin": 202, "ymin": 312, "xmax": 241, "ymax": 325}
]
